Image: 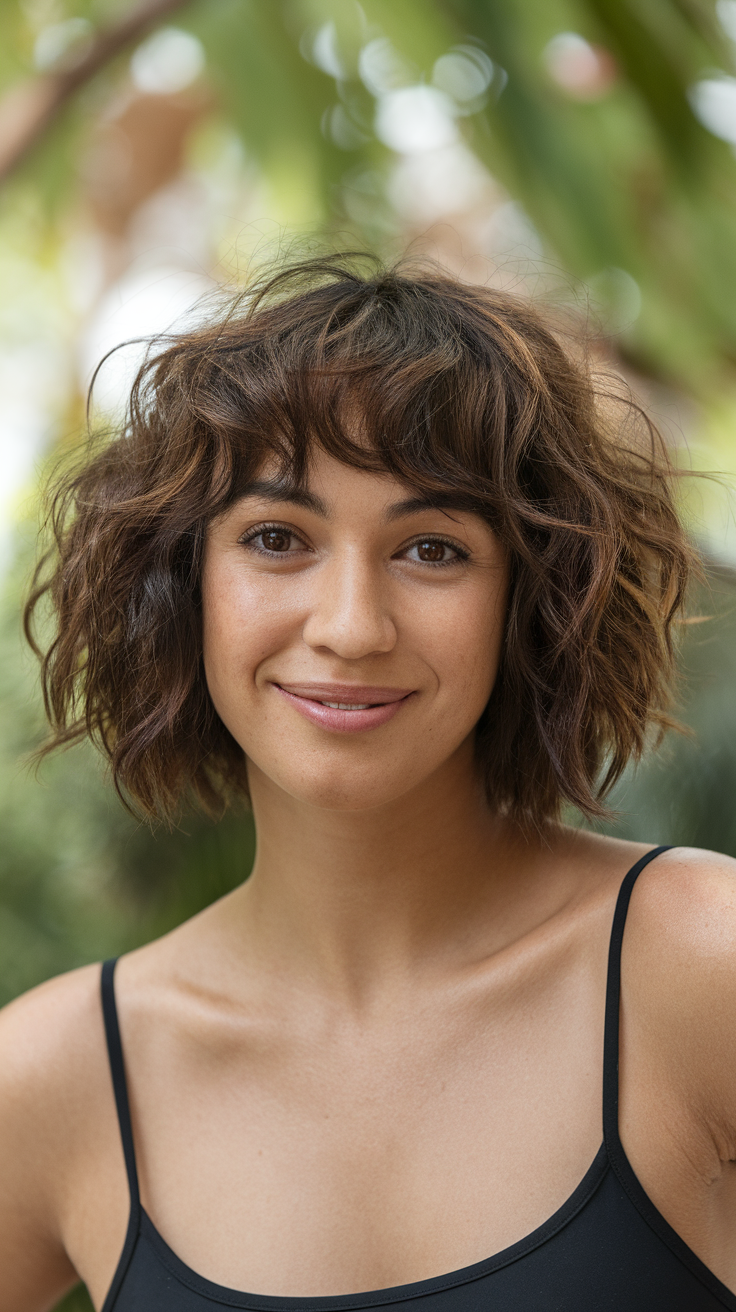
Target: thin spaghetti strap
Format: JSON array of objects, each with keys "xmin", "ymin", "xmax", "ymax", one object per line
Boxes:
[
  {"xmin": 101, "ymin": 958, "xmax": 141, "ymax": 1216},
  {"xmin": 602, "ymin": 846, "xmax": 673, "ymax": 1153}
]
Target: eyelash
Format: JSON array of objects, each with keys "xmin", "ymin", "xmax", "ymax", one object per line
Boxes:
[
  {"xmin": 238, "ymin": 523, "xmax": 470, "ymax": 567},
  {"xmin": 238, "ymin": 522, "xmax": 305, "ymax": 555}
]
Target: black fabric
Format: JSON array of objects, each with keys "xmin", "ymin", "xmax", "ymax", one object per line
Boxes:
[{"xmin": 100, "ymin": 846, "xmax": 736, "ymax": 1311}]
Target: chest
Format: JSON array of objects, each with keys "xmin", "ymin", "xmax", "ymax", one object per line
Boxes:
[
  {"xmin": 68, "ymin": 942, "xmax": 736, "ymax": 1310},
  {"xmin": 120, "ymin": 964, "xmax": 606, "ymax": 1295}
]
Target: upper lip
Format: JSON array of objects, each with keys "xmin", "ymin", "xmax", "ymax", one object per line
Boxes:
[{"xmin": 273, "ymin": 682, "xmax": 413, "ymax": 705}]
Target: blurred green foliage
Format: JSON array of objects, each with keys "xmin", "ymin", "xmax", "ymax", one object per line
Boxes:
[
  {"xmin": 4, "ymin": 0, "xmax": 736, "ymax": 382},
  {"xmin": 457, "ymin": 0, "xmax": 736, "ymax": 383},
  {"xmin": 601, "ymin": 569, "xmax": 736, "ymax": 852}
]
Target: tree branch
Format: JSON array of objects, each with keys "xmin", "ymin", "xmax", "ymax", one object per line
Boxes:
[{"xmin": 0, "ymin": 0, "xmax": 191, "ymax": 184}]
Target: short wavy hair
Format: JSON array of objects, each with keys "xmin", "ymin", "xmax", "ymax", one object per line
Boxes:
[{"xmin": 26, "ymin": 255, "xmax": 695, "ymax": 826}]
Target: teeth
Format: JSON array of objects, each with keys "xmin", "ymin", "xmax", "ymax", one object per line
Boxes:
[{"xmin": 320, "ymin": 701, "xmax": 372, "ymax": 710}]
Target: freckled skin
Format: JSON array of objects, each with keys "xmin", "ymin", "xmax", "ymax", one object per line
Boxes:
[{"xmin": 202, "ymin": 451, "xmax": 509, "ymax": 812}]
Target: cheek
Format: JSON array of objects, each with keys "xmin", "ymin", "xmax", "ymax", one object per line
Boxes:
[
  {"xmin": 201, "ymin": 565, "xmax": 290, "ymax": 716},
  {"xmin": 416, "ymin": 579, "xmax": 507, "ymax": 711}
]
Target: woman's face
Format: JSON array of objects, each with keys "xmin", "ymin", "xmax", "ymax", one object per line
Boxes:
[{"xmin": 202, "ymin": 449, "xmax": 508, "ymax": 811}]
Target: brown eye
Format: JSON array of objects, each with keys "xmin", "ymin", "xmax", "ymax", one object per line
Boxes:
[
  {"xmin": 261, "ymin": 529, "xmax": 292, "ymax": 552},
  {"xmin": 415, "ymin": 540, "xmax": 448, "ymax": 562},
  {"xmin": 401, "ymin": 538, "xmax": 466, "ymax": 567},
  {"xmin": 417, "ymin": 541, "xmax": 445, "ymax": 562}
]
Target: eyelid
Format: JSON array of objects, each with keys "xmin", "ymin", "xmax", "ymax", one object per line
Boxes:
[
  {"xmin": 395, "ymin": 533, "xmax": 470, "ymax": 560},
  {"xmin": 237, "ymin": 524, "xmax": 469, "ymax": 563},
  {"xmin": 238, "ymin": 520, "xmax": 308, "ymax": 545}
]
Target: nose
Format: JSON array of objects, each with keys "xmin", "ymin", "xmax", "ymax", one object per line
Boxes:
[{"xmin": 301, "ymin": 550, "xmax": 397, "ymax": 659}]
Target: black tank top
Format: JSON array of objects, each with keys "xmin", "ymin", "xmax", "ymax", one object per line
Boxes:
[{"xmin": 99, "ymin": 846, "xmax": 736, "ymax": 1311}]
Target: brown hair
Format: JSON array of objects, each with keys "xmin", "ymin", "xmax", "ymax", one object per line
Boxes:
[{"xmin": 25, "ymin": 254, "xmax": 695, "ymax": 826}]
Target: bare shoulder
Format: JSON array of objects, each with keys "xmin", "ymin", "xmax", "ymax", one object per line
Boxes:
[
  {"xmin": 0, "ymin": 962, "xmax": 106, "ymax": 1092},
  {"xmin": 0, "ymin": 964, "xmax": 110, "ymax": 1206},
  {"xmin": 625, "ymin": 844, "xmax": 736, "ymax": 961},
  {"xmin": 621, "ymin": 846, "xmax": 736, "ymax": 1118},
  {"xmin": 555, "ymin": 828, "xmax": 736, "ymax": 930},
  {"xmin": 0, "ymin": 964, "xmax": 115, "ymax": 1309}
]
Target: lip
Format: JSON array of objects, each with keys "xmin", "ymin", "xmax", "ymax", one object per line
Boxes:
[{"xmin": 272, "ymin": 682, "xmax": 414, "ymax": 734}]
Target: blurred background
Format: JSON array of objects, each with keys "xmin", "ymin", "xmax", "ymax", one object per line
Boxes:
[{"xmin": 2, "ymin": 2, "xmax": 736, "ymax": 1305}]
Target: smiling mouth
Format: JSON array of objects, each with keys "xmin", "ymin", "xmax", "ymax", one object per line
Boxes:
[
  {"xmin": 274, "ymin": 683, "xmax": 412, "ymax": 704},
  {"xmin": 271, "ymin": 683, "xmax": 414, "ymax": 731}
]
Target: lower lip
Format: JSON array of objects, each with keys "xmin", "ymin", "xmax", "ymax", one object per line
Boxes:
[{"xmin": 273, "ymin": 686, "xmax": 412, "ymax": 733}]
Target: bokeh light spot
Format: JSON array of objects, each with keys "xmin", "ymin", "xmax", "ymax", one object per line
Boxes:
[
  {"xmin": 689, "ymin": 76, "xmax": 736, "ymax": 144},
  {"xmin": 543, "ymin": 32, "xmax": 617, "ymax": 100},
  {"xmin": 359, "ymin": 37, "xmax": 416, "ymax": 97},
  {"xmin": 375, "ymin": 86, "xmax": 458, "ymax": 154},
  {"xmin": 130, "ymin": 27, "xmax": 206, "ymax": 97},
  {"xmin": 431, "ymin": 46, "xmax": 495, "ymax": 111},
  {"xmin": 33, "ymin": 17, "xmax": 92, "ymax": 71}
]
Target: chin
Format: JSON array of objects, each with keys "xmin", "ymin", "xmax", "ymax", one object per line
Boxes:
[
  {"xmin": 265, "ymin": 760, "xmax": 427, "ymax": 813},
  {"xmin": 291, "ymin": 780, "xmax": 409, "ymax": 812}
]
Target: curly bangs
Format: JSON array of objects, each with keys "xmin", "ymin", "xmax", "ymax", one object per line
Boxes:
[{"xmin": 25, "ymin": 254, "xmax": 696, "ymax": 826}]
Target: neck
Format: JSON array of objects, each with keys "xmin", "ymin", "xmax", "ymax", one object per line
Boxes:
[{"xmin": 228, "ymin": 740, "xmax": 539, "ymax": 1004}]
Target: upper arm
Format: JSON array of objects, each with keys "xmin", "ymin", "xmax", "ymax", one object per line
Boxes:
[
  {"xmin": 611, "ymin": 848, "xmax": 736, "ymax": 1290},
  {"xmin": 0, "ymin": 967, "xmax": 105, "ymax": 1311},
  {"xmin": 623, "ymin": 847, "xmax": 736, "ymax": 1156}
]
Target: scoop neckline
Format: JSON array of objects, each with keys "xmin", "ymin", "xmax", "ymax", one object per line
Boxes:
[{"xmin": 135, "ymin": 1143, "xmax": 609, "ymax": 1310}]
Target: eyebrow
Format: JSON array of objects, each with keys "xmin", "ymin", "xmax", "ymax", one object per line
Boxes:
[
  {"xmin": 239, "ymin": 481, "xmax": 473, "ymax": 523},
  {"xmin": 384, "ymin": 495, "xmax": 468, "ymax": 522},
  {"xmin": 239, "ymin": 480, "xmax": 328, "ymax": 517}
]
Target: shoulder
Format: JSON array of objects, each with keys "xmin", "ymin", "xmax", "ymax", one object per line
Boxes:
[
  {"xmin": 624, "ymin": 845, "xmax": 736, "ymax": 963},
  {"xmin": 0, "ymin": 964, "xmax": 111, "ymax": 1206},
  {"xmin": 621, "ymin": 846, "xmax": 736, "ymax": 1130},
  {"xmin": 0, "ymin": 962, "xmax": 106, "ymax": 1088},
  {"xmin": 0, "ymin": 964, "xmax": 117, "ymax": 1307},
  {"xmin": 563, "ymin": 834, "xmax": 736, "ymax": 954}
]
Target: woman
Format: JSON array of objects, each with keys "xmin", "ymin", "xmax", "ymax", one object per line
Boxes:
[{"xmin": 1, "ymin": 256, "xmax": 735, "ymax": 1312}]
